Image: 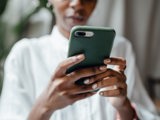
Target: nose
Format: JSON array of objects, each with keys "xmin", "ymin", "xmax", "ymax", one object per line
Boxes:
[{"xmin": 69, "ymin": 0, "xmax": 83, "ymax": 10}]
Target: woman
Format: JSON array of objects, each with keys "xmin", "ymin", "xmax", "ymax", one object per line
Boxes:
[{"xmin": 0, "ymin": 0, "xmax": 158, "ymax": 120}]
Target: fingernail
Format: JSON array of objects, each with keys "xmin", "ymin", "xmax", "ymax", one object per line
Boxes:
[
  {"xmin": 71, "ymin": 56, "xmax": 77, "ymax": 62},
  {"xmin": 71, "ymin": 54, "xmax": 84, "ymax": 62},
  {"xmin": 92, "ymin": 84, "xmax": 98, "ymax": 90},
  {"xmin": 105, "ymin": 59, "xmax": 111, "ymax": 63},
  {"xmin": 99, "ymin": 66, "xmax": 107, "ymax": 71},
  {"xmin": 84, "ymin": 79, "xmax": 90, "ymax": 84},
  {"xmin": 100, "ymin": 92, "xmax": 104, "ymax": 96},
  {"xmin": 76, "ymin": 54, "xmax": 85, "ymax": 59}
]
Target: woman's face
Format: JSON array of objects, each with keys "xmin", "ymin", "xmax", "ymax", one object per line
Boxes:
[{"xmin": 50, "ymin": 0, "xmax": 97, "ymax": 37}]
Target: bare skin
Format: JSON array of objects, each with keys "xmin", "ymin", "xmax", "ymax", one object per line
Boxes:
[
  {"xmin": 50, "ymin": 0, "xmax": 97, "ymax": 38},
  {"xmin": 28, "ymin": 0, "xmax": 135, "ymax": 120}
]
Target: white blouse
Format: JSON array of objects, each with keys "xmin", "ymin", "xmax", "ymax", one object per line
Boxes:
[{"xmin": 0, "ymin": 26, "xmax": 159, "ymax": 120}]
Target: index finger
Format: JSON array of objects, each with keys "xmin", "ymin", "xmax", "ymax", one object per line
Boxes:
[
  {"xmin": 104, "ymin": 57, "xmax": 126, "ymax": 70},
  {"xmin": 53, "ymin": 54, "xmax": 85, "ymax": 78}
]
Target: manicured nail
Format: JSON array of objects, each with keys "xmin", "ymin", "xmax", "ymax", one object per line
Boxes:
[
  {"xmin": 84, "ymin": 79, "xmax": 90, "ymax": 84},
  {"xmin": 99, "ymin": 66, "xmax": 107, "ymax": 71},
  {"xmin": 92, "ymin": 84, "xmax": 98, "ymax": 90},
  {"xmin": 100, "ymin": 92, "xmax": 104, "ymax": 96},
  {"xmin": 71, "ymin": 56, "xmax": 77, "ymax": 62},
  {"xmin": 105, "ymin": 59, "xmax": 111, "ymax": 63},
  {"xmin": 71, "ymin": 54, "xmax": 84, "ymax": 62},
  {"xmin": 76, "ymin": 54, "xmax": 85, "ymax": 59}
]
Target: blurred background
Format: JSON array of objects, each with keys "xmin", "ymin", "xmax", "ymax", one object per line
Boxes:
[{"xmin": 0, "ymin": 0, "xmax": 160, "ymax": 112}]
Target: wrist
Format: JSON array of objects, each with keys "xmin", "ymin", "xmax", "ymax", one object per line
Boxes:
[
  {"xmin": 116, "ymin": 97, "xmax": 129, "ymax": 110},
  {"xmin": 39, "ymin": 107, "xmax": 54, "ymax": 120},
  {"xmin": 116, "ymin": 98, "xmax": 136, "ymax": 120},
  {"xmin": 28, "ymin": 105, "xmax": 54, "ymax": 120},
  {"xmin": 28, "ymin": 99, "xmax": 55, "ymax": 120}
]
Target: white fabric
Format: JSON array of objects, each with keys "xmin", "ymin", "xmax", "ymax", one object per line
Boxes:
[{"xmin": 0, "ymin": 26, "xmax": 159, "ymax": 120}]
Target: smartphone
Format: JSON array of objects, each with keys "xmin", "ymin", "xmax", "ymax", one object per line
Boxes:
[{"xmin": 66, "ymin": 26, "xmax": 116, "ymax": 85}]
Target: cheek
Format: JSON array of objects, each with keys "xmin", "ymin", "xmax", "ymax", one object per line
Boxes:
[
  {"xmin": 86, "ymin": 8, "xmax": 95, "ymax": 17},
  {"xmin": 85, "ymin": 4, "xmax": 96, "ymax": 16},
  {"xmin": 54, "ymin": 6, "xmax": 66, "ymax": 18},
  {"xmin": 54, "ymin": 2, "xmax": 68, "ymax": 15}
]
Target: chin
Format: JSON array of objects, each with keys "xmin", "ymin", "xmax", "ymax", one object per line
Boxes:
[{"xmin": 69, "ymin": 23, "xmax": 86, "ymax": 30}]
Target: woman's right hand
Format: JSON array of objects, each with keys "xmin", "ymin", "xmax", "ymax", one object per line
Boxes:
[{"xmin": 28, "ymin": 54, "xmax": 107, "ymax": 120}]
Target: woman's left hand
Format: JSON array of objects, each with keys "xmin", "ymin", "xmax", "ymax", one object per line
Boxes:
[
  {"xmin": 103, "ymin": 57, "xmax": 127, "ymax": 109},
  {"xmin": 84, "ymin": 57, "xmax": 127, "ymax": 109}
]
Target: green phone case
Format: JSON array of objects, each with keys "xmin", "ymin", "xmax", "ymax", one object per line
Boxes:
[{"xmin": 67, "ymin": 26, "xmax": 116, "ymax": 85}]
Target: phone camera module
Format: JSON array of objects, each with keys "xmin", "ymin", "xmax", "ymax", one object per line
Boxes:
[{"xmin": 75, "ymin": 31, "xmax": 86, "ymax": 37}]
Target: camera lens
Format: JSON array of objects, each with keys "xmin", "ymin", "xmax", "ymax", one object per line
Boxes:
[{"xmin": 75, "ymin": 31, "xmax": 86, "ymax": 37}]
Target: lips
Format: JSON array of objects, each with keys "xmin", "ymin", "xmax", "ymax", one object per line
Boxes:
[
  {"xmin": 65, "ymin": 14, "xmax": 86, "ymax": 29},
  {"xmin": 65, "ymin": 10, "xmax": 87, "ymax": 28},
  {"xmin": 67, "ymin": 15, "xmax": 85, "ymax": 23}
]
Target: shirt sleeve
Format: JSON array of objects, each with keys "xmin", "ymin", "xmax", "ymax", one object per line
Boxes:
[
  {"xmin": 124, "ymin": 40, "xmax": 159, "ymax": 120},
  {"xmin": 0, "ymin": 40, "xmax": 35, "ymax": 120}
]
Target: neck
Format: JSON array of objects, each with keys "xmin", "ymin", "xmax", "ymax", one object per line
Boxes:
[{"xmin": 57, "ymin": 25, "xmax": 70, "ymax": 40}]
